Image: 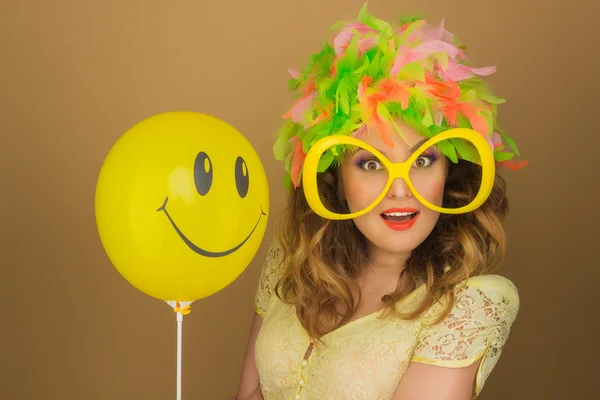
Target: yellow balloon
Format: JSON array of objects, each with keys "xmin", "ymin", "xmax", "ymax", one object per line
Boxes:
[{"xmin": 95, "ymin": 112, "xmax": 269, "ymax": 301}]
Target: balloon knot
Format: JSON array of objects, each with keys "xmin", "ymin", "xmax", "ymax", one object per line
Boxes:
[{"xmin": 173, "ymin": 301, "xmax": 192, "ymax": 315}]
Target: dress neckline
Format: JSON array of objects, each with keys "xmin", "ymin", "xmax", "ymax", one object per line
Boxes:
[{"xmin": 293, "ymin": 282, "xmax": 428, "ymax": 341}]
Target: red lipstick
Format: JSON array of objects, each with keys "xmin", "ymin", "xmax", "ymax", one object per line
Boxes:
[{"xmin": 380, "ymin": 208, "xmax": 419, "ymax": 231}]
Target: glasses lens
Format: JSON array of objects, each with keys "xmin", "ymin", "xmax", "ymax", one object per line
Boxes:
[
  {"xmin": 314, "ymin": 142, "xmax": 389, "ymax": 216},
  {"xmin": 409, "ymin": 137, "xmax": 484, "ymax": 210}
]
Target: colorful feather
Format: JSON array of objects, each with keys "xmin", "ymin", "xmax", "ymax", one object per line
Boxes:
[
  {"xmin": 289, "ymin": 136, "xmax": 307, "ymax": 188},
  {"xmin": 288, "ymin": 68, "xmax": 301, "ymax": 79},
  {"xmin": 445, "ymin": 62, "xmax": 496, "ymax": 81},
  {"xmin": 333, "ymin": 23, "xmax": 375, "ymax": 55},
  {"xmin": 274, "ymin": 3, "xmax": 527, "ymax": 189}
]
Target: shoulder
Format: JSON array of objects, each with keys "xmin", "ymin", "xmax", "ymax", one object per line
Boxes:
[
  {"xmin": 411, "ymin": 275, "xmax": 520, "ymax": 397},
  {"xmin": 419, "ymin": 274, "xmax": 520, "ymax": 331},
  {"xmin": 263, "ymin": 239, "xmax": 284, "ymax": 270},
  {"xmin": 461, "ymin": 274, "xmax": 519, "ymax": 302},
  {"xmin": 254, "ymin": 238, "xmax": 286, "ymax": 318},
  {"xmin": 456, "ymin": 274, "xmax": 520, "ymax": 322}
]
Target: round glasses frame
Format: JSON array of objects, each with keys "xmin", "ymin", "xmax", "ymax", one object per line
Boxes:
[{"xmin": 301, "ymin": 128, "xmax": 496, "ymax": 220}]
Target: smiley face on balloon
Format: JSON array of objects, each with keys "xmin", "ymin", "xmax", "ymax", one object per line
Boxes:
[{"xmin": 95, "ymin": 112, "xmax": 269, "ymax": 302}]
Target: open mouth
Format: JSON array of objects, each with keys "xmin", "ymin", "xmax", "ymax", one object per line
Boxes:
[
  {"xmin": 379, "ymin": 209, "xmax": 419, "ymax": 230},
  {"xmin": 380, "ymin": 210, "xmax": 419, "ymax": 223},
  {"xmin": 157, "ymin": 197, "xmax": 267, "ymax": 258}
]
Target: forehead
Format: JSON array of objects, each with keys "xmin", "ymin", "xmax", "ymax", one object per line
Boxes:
[{"xmin": 358, "ymin": 120, "xmax": 426, "ymax": 151}]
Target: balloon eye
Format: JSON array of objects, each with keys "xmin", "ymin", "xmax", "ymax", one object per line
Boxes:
[
  {"xmin": 235, "ymin": 156, "xmax": 249, "ymax": 198},
  {"xmin": 194, "ymin": 152, "xmax": 212, "ymax": 196}
]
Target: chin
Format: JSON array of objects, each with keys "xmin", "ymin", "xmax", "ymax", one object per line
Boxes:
[
  {"xmin": 353, "ymin": 212, "xmax": 439, "ymax": 255},
  {"xmin": 371, "ymin": 232, "xmax": 424, "ymax": 255}
]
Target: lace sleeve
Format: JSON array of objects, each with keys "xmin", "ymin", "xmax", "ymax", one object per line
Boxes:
[
  {"xmin": 254, "ymin": 239, "xmax": 284, "ymax": 318},
  {"xmin": 411, "ymin": 275, "xmax": 520, "ymax": 398}
]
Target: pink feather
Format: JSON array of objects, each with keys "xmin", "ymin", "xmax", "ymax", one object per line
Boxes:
[
  {"xmin": 482, "ymin": 131, "xmax": 494, "ymax": 150},
  {"xmin": 445, "ymin": 61, "xmax": 496, "ymax": 81},
  {"xmin": 391, "ymin": 39, "xmax": 466, "ymax": 77},
  {"xmin": 390, "ymin": 46, "xmax": 420, "ymax": 76},
  {"xmin": 491, "ymin": 131, "xmax": 503, "ymax": 148},
  {"xmin": 411, "ymin": 39, "xmax": 463, "ymax": 60},
  {"xmin": 333, "ymin": 23, "xmax": 374, "ymax": 55},
  {"xmin": 283, "ymin": 92, "xmax": 317, "ymax": 126},
  {"xmin": 434, "ymin": 62, "xmax": 450, "ymax": 80},
  {"xmin": 288, "ymin": 68, "xmax": 301, "ymax": 79},
  {"xmin": 421, "ymin": 17, "xmax": 445, "ymax": 41},
  {"xmin": 351, "ymin": 124, "xmax": 368, "ymax": 139},
  {"xmin": 433, "ymin": 111, "xmax": 444, "ymax": 126},
  {"xmin": 358, "ymin": 37, "xmax": 377, "ymax": 54}
]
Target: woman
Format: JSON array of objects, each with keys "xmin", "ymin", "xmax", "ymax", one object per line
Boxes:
[{"xmin": 234, "ymin": 5, "xmax": 525, "ymax": 400}]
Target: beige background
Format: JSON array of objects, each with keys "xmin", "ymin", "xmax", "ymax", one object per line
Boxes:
[{"xmin": 1, "ymin": 0, "xmax": 598, "ymax": 399}]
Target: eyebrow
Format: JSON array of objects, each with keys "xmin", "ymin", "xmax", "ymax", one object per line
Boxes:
[
  {"xmin": 352, "ymin": 147, "xmax": 387, "ymax": 157},
  {"xmin": 409, "ymin": 138, "xmax": 429, "ymax": 153},
  {"xmin": 352, "ymin": 138, "xmax": 430, "ymax": 157}
]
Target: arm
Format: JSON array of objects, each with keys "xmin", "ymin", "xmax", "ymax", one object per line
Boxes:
[
  {"xmin": 395, "ymin": 275, "xmax": 520, "ymax": 400},
  {"xmin": 393, "ymin": 359, "xmax": 482, "ymax": 400},
  {"xmin": 240, "ymin": 386, "xmax": 264, "ymax": 400},
  {"xmin": 235, "ymin": 312, "xmax": 264, "ymax": 400},
  {"xmin": 236, "ymin": 239, "xmax": 283, "ymax": 399}
]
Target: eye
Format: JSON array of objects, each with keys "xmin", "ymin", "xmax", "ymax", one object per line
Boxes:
[
  {"xmin": 235, "ymin": 156, "xmax": 249, "ymax": 198},
  {"xmin": 194, "ymin": 152, "xmax": 213, "ymax": 196},
  {"xmin": 413, "ymin": 156, "xmax": 433, "ymax": 168},
  {"xmin": 360, "ymin": 159, "xmax": 384, "ymax": 171}
]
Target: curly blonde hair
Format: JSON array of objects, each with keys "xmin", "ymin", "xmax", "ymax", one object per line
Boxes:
[{"xmin": 272, "ymin": 158, "xmax": 509, "ymax": 341}]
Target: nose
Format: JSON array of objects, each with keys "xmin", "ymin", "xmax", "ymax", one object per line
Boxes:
[{"xmin": 386, "ymin": 178, "xmax": 413, "ymax": 199}]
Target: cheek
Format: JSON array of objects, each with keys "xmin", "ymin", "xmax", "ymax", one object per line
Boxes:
[
  {"xmin": 344, "ymin": 180, "xmax": 370, "ymax": 209},
  {"xmin": 342, "ymin": 170, "xmax": 383, "ymax": 210},
  {"xmin": 413, "ymin": 172, "xmax": 446, "ymax": 206},
  {"xmin": 428, "ymin": 178, "xmax": 446, "ymax": 205}
]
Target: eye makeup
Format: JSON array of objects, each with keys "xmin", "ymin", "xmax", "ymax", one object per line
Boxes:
[
  {"xmin": 352, "ymin": 150, "xmax": 382, "ymax": 169},
  {"xmin": 417, "ymin": 149, "xmax": 440, "ymax": 164},
  {"xmin": 352, "ymin": 148, "xmax": 441, "ymax": 167}
]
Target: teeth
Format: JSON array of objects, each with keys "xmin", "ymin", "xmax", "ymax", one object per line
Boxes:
[{"xmin": 384, "ymin": 212, "xmax": 415, "ymax": 216}]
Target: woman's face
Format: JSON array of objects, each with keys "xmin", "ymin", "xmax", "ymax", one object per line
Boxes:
[{"xmin": 340, "ymin": 121, "xmax": 448, "ymax": 256}]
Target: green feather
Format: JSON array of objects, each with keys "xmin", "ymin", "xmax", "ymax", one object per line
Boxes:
[
  {"xmin": 358, "ymin": 3, "xmax": 392, "ymax": 33},
  {"xmin": 421, "ymin": 108, "xmax": 433, "ymax": 127},
  {"xmin": 365, "ymin": 51, "xmax": 384, "ymax": 79},
  {"xmin": 317, "ymin": 150, "xmax": 336, "ymax": 172},
  {"xmin": 494, "ymin": 151, "xmax": 515, "ymax": 162},
  {"xmin": 335, "ymin": 76, "xmax": 350, "ymax": 115},
  {"xmin": 455, "ymin": 113, "xmax": 471, "ymax": 129},
  {"xmin": 397, "ymin": 61, "xmax": 426, "ymax": 81},
  {"xmin": 283, "ymin": 174, "xmax": 293, "ymax": 191},
  {"xmin": 436, "ymin": 139, "xmax": 459, "ymax": 163},
  {"xmin": 450, "ymin": 138, "xmax": 481, "ymax": 164},
  {"xmin": 397, "ymin": 19, "xmax": 425, "ymax": 43},
  {"xmin": 460, "ymin": 79, "xmax": 506, "ymax": 105},
  {"xmin": 497, "ymin": 129, "xmax": 521, "ymax": 156},
  {"xmin": 273, "ymin": 123, "xmax": 297, "ymax": 161},
  {"xmin": 353, "ymin": 57, "xmax": 371, "ymax": 76},
  {"xmin": 288, "ymin": 77, "xmax": 300, "ymax": 92},
  {"xmin": 397, "ymin": 15, "xmax": 425, "ymax": 25},
  {"xmin": 317, "ymin": 76, "xmax": 335, "ymax": 97}
]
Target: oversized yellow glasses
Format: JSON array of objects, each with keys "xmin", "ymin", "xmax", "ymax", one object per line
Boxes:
[{"xmin": 301, "ymin": 128, "xmax": 495, "ymax": 220}]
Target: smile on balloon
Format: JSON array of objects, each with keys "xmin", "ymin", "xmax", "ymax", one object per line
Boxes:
[{"xmin": 157, "ymin": 197, "xmax": 267, "ymax": 258}]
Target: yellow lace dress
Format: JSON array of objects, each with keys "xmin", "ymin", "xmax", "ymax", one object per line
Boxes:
[{"xmin": 254, "ymin": 242, "xmax": 520, "ymax": 400}]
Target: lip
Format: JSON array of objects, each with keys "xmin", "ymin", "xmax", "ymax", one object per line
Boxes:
[
  {"xmin": 382, "ymin": 207, "xmax": 418, "ymax": 214},
  {"xmin": 380, "ymin": 208, "xmax": 419, "ymax": 231}
]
